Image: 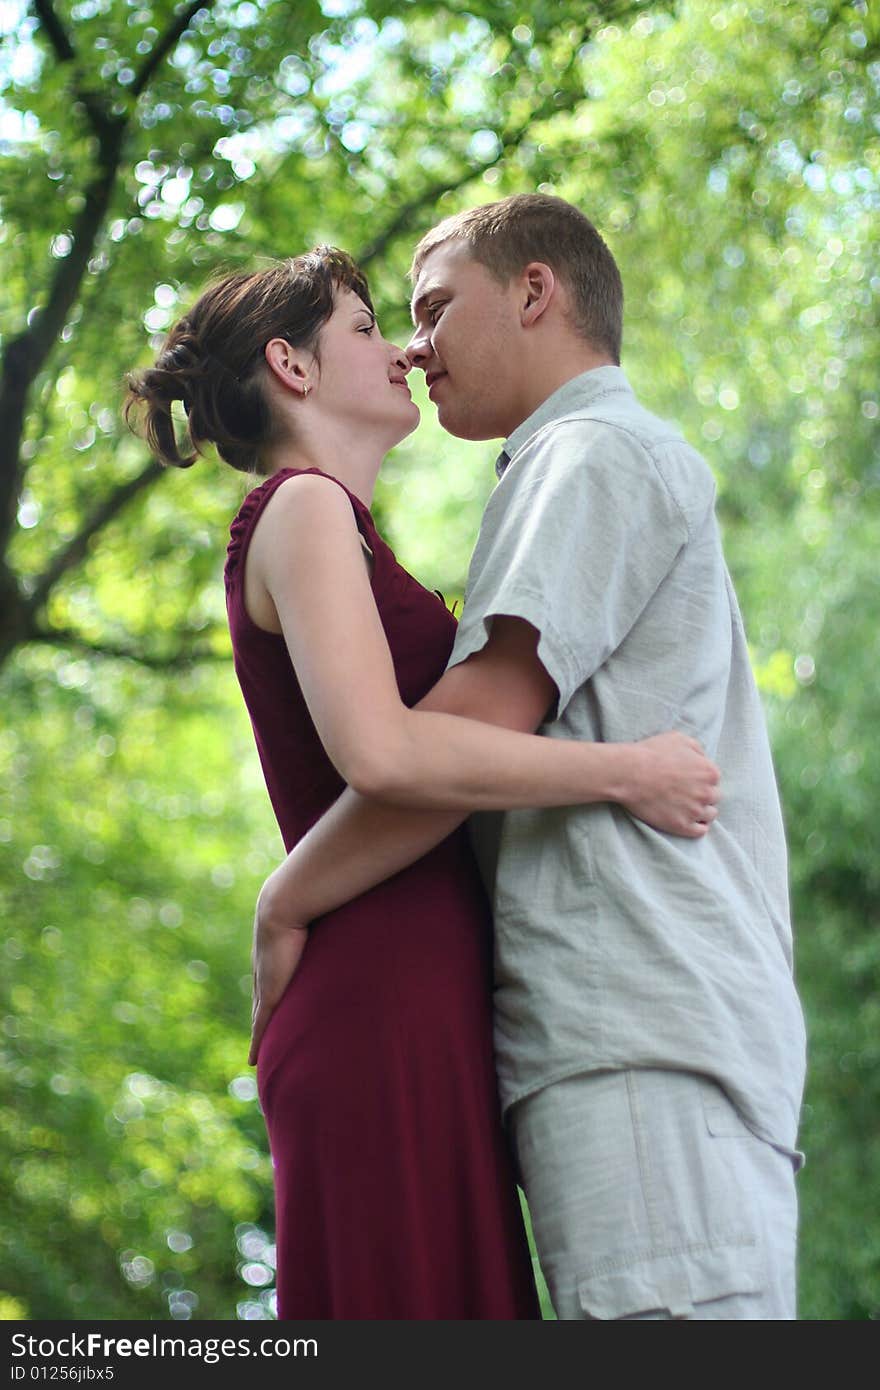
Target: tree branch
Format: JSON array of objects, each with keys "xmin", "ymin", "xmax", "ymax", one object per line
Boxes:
[
  {"xmin": 28, "ymin": 625, "xmax": 229, "ymax": 670},
  {"xmin": 26, "ymin": 459, "xmax": 166, "ymax": 616},
  {"xmin": 0, "ymin": 128, "xmax": 126, "ymax": 568},
  {"xmin": 31, "ymin": 0, "xmax": 114, "ymax": 135},
  {"xmin": 2, "ymin": 7, "xmax": 133, "ymax": 565},
  {"xmin": 355, "ymin": 175, "xmax": 475, "ymax": 269},
  {"xmin": 30, "ymin": 0, "xmax": 74, "ymax": 60},
  {"xmin": 2, "ymin": 2, "xmax": 213, "ymax": 587},
  {"xmin": 356, "ymin": 90, "xmax": 591, "ymax": 269},
  {"xmin": 353, "ymin": 0, "xmax": 644, "ymax": 271},
  {"xmin": 131, "ymin": 0, "xmax": 216, "ymax": 97}
]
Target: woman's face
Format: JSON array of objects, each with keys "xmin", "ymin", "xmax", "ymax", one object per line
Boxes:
[{"xmin": 310, "ymin": 288, "xmax": 420, "ymax": 445}]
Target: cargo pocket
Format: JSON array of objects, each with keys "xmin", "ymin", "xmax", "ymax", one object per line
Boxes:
[
  {"xmin": 577, "ymin": 1241, "xmax": 764, "ymax": 1320},
  {"xmin": 577, "ymin": 1081, "xmax": 767, "ymax": 1319}
]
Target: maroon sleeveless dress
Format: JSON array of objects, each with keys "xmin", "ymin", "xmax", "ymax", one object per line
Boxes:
[{"xmin": 225, "ymin": 467, "xmax": 539, "ymax": 1320}]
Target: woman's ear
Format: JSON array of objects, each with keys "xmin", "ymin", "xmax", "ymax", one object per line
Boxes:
[
  {"xmin": 520, "ymin": 262, "xmax": 557, "ymax": 328},
  {"xmin": 264, "ymin": 338, "xmax": 312, "ymax": 396}
]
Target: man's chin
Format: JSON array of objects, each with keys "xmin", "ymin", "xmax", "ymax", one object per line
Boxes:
[{"xmin": 434, "ymin": 399, "xmax": 500, "ymax": 442}]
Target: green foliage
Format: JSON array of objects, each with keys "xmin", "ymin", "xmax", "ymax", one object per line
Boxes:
[
  {"xmin": 0, "ymin": 652, "xmax": 281, "ymax": 1317},
  {"xmin": 0, "ymin": 0, "xmax": 877, "ymax": 1319}
]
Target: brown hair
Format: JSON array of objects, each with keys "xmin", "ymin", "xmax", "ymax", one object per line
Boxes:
[
  {"xmin": 124, "ymin": 247, "xmax": 373, "ymax": 474},
  {"xmin": 410, "ymin": 194, "xmax": 623, "ymax": 363}
]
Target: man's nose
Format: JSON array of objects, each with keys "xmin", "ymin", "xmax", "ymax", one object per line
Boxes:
[{"xmin": 405, "ymin": 326, "xmax": 431, "ymax": 368}]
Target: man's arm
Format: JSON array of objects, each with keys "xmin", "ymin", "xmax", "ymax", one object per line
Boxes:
[
  {"xmin": 248, "ymin": 473, "xmax": 696, "ymax": 812},
  {"xmin": 248, "ymin": 616, "xmax": 553, "ymax": 1063},
  {"xmin": 249, "ymin": 616, "xmax": 717, "ymax": 1060}
]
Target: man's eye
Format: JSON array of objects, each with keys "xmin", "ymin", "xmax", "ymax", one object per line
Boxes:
[{"xmin": 427, "ymin": 302, "xmax": 445, "ymax": 324}]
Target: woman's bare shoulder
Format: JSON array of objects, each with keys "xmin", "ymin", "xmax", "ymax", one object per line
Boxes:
[
  {"xmin": 263, "ymin": 470, "xmax": 355, "ymax": 525},
  {"xmin": 249, "ymin": 471, "xmax": 366, "ymax": 604}
]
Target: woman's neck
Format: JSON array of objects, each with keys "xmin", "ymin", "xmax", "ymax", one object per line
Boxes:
[{"xmin": 261, "ymin": 424, "xmax": 385, "ymax": 506}]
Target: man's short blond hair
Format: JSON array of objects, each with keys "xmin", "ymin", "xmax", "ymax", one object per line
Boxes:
[{"xmin": 410, "ymin": 194, "xmax": 623, "ymax": 364}]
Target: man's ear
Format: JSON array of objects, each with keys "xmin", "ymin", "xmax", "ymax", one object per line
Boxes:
[
  {"xmin": 264, "ymin": 338, "xmax": 312, "ymax": 395},
  {"xmin": 520, "ymin": 262, "xmax": 557, "ymax": 327}
]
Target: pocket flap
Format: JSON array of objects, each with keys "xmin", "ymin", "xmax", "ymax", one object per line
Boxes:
[{"xmin": 578, "ymin": 1241, "xmax": 763, "ymax": 1319}]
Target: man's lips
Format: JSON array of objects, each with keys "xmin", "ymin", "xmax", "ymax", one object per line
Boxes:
[{"xmin": 426, "ymin": 372, "xmax": 446, "ymax": 398}]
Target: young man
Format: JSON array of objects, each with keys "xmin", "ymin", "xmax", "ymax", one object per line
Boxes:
[{"xmin": 254, "ymin": 194, "xmax": 806, "ymax": 1319}]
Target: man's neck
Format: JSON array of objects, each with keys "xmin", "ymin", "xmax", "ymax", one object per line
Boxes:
[{"xmin": 507, "ymin": 351, "xmax": 616, "ymax": 437}]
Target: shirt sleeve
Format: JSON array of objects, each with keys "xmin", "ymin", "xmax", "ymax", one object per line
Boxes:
[{"xmin": 449, "ymin": 418, "xmax": 693, "ymax": 716}]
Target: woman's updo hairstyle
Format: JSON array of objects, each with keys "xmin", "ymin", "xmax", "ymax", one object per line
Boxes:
[{"xmin": 125, "ymin": 246, "xmax": 373, "ymax": 474}]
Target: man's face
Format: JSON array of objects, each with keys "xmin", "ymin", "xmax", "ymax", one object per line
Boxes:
[{"xmin": 407, "ymin": 240, "xmax": 524, "ymax": 441}]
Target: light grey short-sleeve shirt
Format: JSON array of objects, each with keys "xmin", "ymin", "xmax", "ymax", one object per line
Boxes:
[{"xmin": 449, "ymin": 367, "xmax": 806, "ymax": 1155}]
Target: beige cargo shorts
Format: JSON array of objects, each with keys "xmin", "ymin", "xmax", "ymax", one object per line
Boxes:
[{"xmin": 510, "ymin": 1068, "xmax": 800, "ymax": 1320}]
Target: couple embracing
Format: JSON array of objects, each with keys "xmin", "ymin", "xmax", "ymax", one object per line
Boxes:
[{"xmin": 127, "ymin": 194, "xmax": 806, "ymax": 1321}]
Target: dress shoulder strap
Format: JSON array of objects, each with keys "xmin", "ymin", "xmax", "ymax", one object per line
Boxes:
[{"xmin": 224, "ymin": 466, "xmax": 380, "ymax": 595}]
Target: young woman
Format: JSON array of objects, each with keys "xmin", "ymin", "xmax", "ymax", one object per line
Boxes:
[{"xmin": 125, "ymin": 248, "xmax": 719, "ymax": 1320}]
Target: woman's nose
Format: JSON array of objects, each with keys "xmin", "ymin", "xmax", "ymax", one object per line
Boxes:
[{"xmin": 390, "ymin": 345, "xmax": 410, "ymax": 373}]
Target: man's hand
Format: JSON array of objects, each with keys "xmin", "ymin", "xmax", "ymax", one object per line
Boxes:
[
  {"xmin": 249, "ymin": 871, "xmax": 310, "ymax": 1066},
  {"xmin": 621, "ymin": 732, "xmax": 720, "ymax": 837}
]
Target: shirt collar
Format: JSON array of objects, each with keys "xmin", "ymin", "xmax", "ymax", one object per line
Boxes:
[{"xmin": 496, "ymin": 366, "xmax": 633, "ymax": 478}]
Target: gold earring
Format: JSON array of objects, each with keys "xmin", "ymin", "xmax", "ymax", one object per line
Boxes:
[{"xmin": 302, "ymin": 383, "xmax": 310, "ymax": 398}]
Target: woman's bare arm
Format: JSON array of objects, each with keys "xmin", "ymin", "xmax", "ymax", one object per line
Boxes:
[
  {"xmin": 246, "ymin": 480, "xmax": 719, "ymax": 1060},
  {"xmin": 248, "ymin": 473, "xmax": 719, "ymax": 814}
]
